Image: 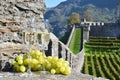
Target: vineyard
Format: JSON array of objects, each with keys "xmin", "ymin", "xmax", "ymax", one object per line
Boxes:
[{"xmin": 82, "ymin": 37, "xmax": 120, "ymax": 80}]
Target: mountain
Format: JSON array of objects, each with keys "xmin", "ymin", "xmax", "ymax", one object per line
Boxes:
[{"xmin": 44, "ymin": 0, "xmax": 120, "ymax": 38}]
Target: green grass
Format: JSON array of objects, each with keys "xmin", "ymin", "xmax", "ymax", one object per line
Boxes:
[{"xmin": 69, "ymin": 28, "xmax": 82, "ymax": 54}]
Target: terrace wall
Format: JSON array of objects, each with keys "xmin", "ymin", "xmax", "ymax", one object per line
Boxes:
[{"xmin": 90, "ymin": 23, "xmax": 120, "ymax": 38}]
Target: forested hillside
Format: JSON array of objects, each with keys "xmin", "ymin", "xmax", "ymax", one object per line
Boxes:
[{"xmin": 44, "ymin": 0, "xmax": 120, "ymax": 38}]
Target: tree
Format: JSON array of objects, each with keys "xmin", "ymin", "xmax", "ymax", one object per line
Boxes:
[
  {"xmin": 83, "ymin": 10, "xmax": 92, "ymax": 21},
  {"xmin": 67, "ymin": 12, "xmax": 81, "ymax": 25}
]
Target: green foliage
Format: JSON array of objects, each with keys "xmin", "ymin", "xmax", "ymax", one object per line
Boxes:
[
  {"xmin": 60, "ymin": 27, "xmax": 72, "ymax": 44},
  {"xmin": 69, "ymin": 28, "xmax": 81, "ymax": 54},
  {"xmin": 67, "ymin": 12, "xmax": 81, "ymax": 25},
  {"xmin": 83, "ymin": 10, "xmax": 93, "ymax": 21},
  {"xmin": 60, "ymin": 35, "xmax": 69, "ymax": 44}
]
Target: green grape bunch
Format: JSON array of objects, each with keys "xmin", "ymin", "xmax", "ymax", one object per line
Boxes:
[{"xmin": 10, "ymin": 50, "xmax": 71, "ymax": 75}]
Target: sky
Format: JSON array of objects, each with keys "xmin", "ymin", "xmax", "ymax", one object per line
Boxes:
[{"xmin": 45, "ymin": 0, "xmax": 66, "ymax": 8}]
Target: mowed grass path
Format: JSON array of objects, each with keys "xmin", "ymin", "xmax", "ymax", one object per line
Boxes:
[{"xmin": 69, "ymin": 28, "xmax": 82, "ymax": 54}]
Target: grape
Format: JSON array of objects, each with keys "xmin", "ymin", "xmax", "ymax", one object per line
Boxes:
[
  {"xmin": 64, "ymin": 61, "xmax": 69, "ymax": 65},
  {"xmin": 20, "ymin": 65, "xmax": 26, "ymax": 73},
  {"xmin": 53, "ymin": 56, "xmax": 58, "ymax": 62},
  {"xmin": 29, "ymin": 57, "xmax": 40, "ymax": 71},
  {"xmin": 51, "ymin": 63, "xmax": 57, "ymax": 69},
  {"xmin": 43, "ymin": 59, "xmax": 49, "ymax": 66},
  {"xmin": 30, "ymin": 63, "xmax": 34, "ymax": 70},
  {"xmin": 55, "ymin": 68, "xmax": 60, "ymax": 74},
  {"xmin": 51, "ymin": 56, "xmax": 58, "ymax": 66},
  {"xmin": 63, "ymin": 66, "xmax": 71, "ymax": 75},
  {"xmin": 10, "ymin": 60, "xmax": 16, "ymax": 65},
  {"xmin": 13, "ymin": 62, "xmax": 20, "ymax": 72},
  {"xmin": 23, "ymin": 55, "xmax": 28, "ymax": 60},
  {"xmin": 60, "ymin": 66, "xmax": 65, "ymax": 73},
  {"xmin": 34, "ymin": 51, "xmax": 44, "ymax": 60},
  {"xmin": 38, "ymin": 56, "xmax": 43, "ymax": 64},
  {"xmin": 31, "ymin": 65, "xmax": 38, "ymax": 71},
  {"xmin": 50, "ymin": 69, "xmax": 56, "ymax": 75},
  {"xmin": 23, "ymin": 58, "xmax": 31, "ymax": 66},
  {"xmin": 35, "ymin": 64, "xmax": 41, "ymax": 71},
  {"xmin": 13, "ymin": 62, "xmax": 18, "ymax": 68},
  {"xmin": 39, "ymin": 52, "xmax": 43, "ymax": 57},
  {"xmin": 58, "ymin": 58, "xmax": 64, "ymax": 62},
  {"xmin": 46, "ymin": 56, "xmax": 52, "ymax": 62},
  {"xmin": 11, "ymin": 50, "xmax": 71, "ymax": 75},
  {"xmin": 29, "ymin": 50, "xmax": 35, "ymax": 57},
  {"xmin": 62, "ymin": 61, "xmax": 69, "ymax": 67},
  {"xmin": 45, "ymin": 62, "xmax": 51, "ymax": 71},
  {"xmin": 16, "ymin": 55, "xmax": 23, "ymax": 61},
  {"xmin": 31, "ymin": 58, "xmax": 39, "ymax": 65},
  {"xmin": 56, "ymin": 61, "xmax": 62, "ymax": 68},
  {"xmin": 34, "ymin": 50, "xmax": 43, "ymax": 57},
  {"xmin": 18, "ymin": 59, "xmax": 23, "ymax": 65},
  {"xmin": 16, "ymin": 66, "xmax": 20, "ymax": 72}
]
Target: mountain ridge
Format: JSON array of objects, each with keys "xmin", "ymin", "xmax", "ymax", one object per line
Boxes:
[{"xmin": 45, "ymin": 0, "xmax": 120, "ymax": 38}]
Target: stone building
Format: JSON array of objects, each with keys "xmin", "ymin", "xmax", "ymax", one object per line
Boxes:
[{"xmin": 81, "ymin": 18, "xmax": 104, "ymax": 26}]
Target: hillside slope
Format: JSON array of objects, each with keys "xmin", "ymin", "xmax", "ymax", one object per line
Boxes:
[{"xmin": 44, "ymin": 0, "xmax": 120, "ymax": 38}]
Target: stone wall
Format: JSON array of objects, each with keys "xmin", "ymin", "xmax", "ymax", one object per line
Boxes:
[
  {"xmin": 66, "ymin": 26, "xmax": 75, "ymax": 47},
  {"xmin": 90, "ymin": 23, "xmax": 120, "ymax": 38},
  {"xmin": 0, "ymin": 0, "xmax": 47, "ymax": 57},
  {"xmin": 0, "ymin": 0, "xmax": 46, "ymax": 31},
  {"xmin": 0, "ymin": 0, "xmax": 46, "ymax": 53},
  {"xmin": 49, "ymin": 33, "xmax": 84, "ymax": 72},
  {"xmin": 46, "ymin": 33, "xmax": 75, "ymax": 68},
  {"xmin": 63, "ymin": 25, "xmax": 85, "ymax": 72}
]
